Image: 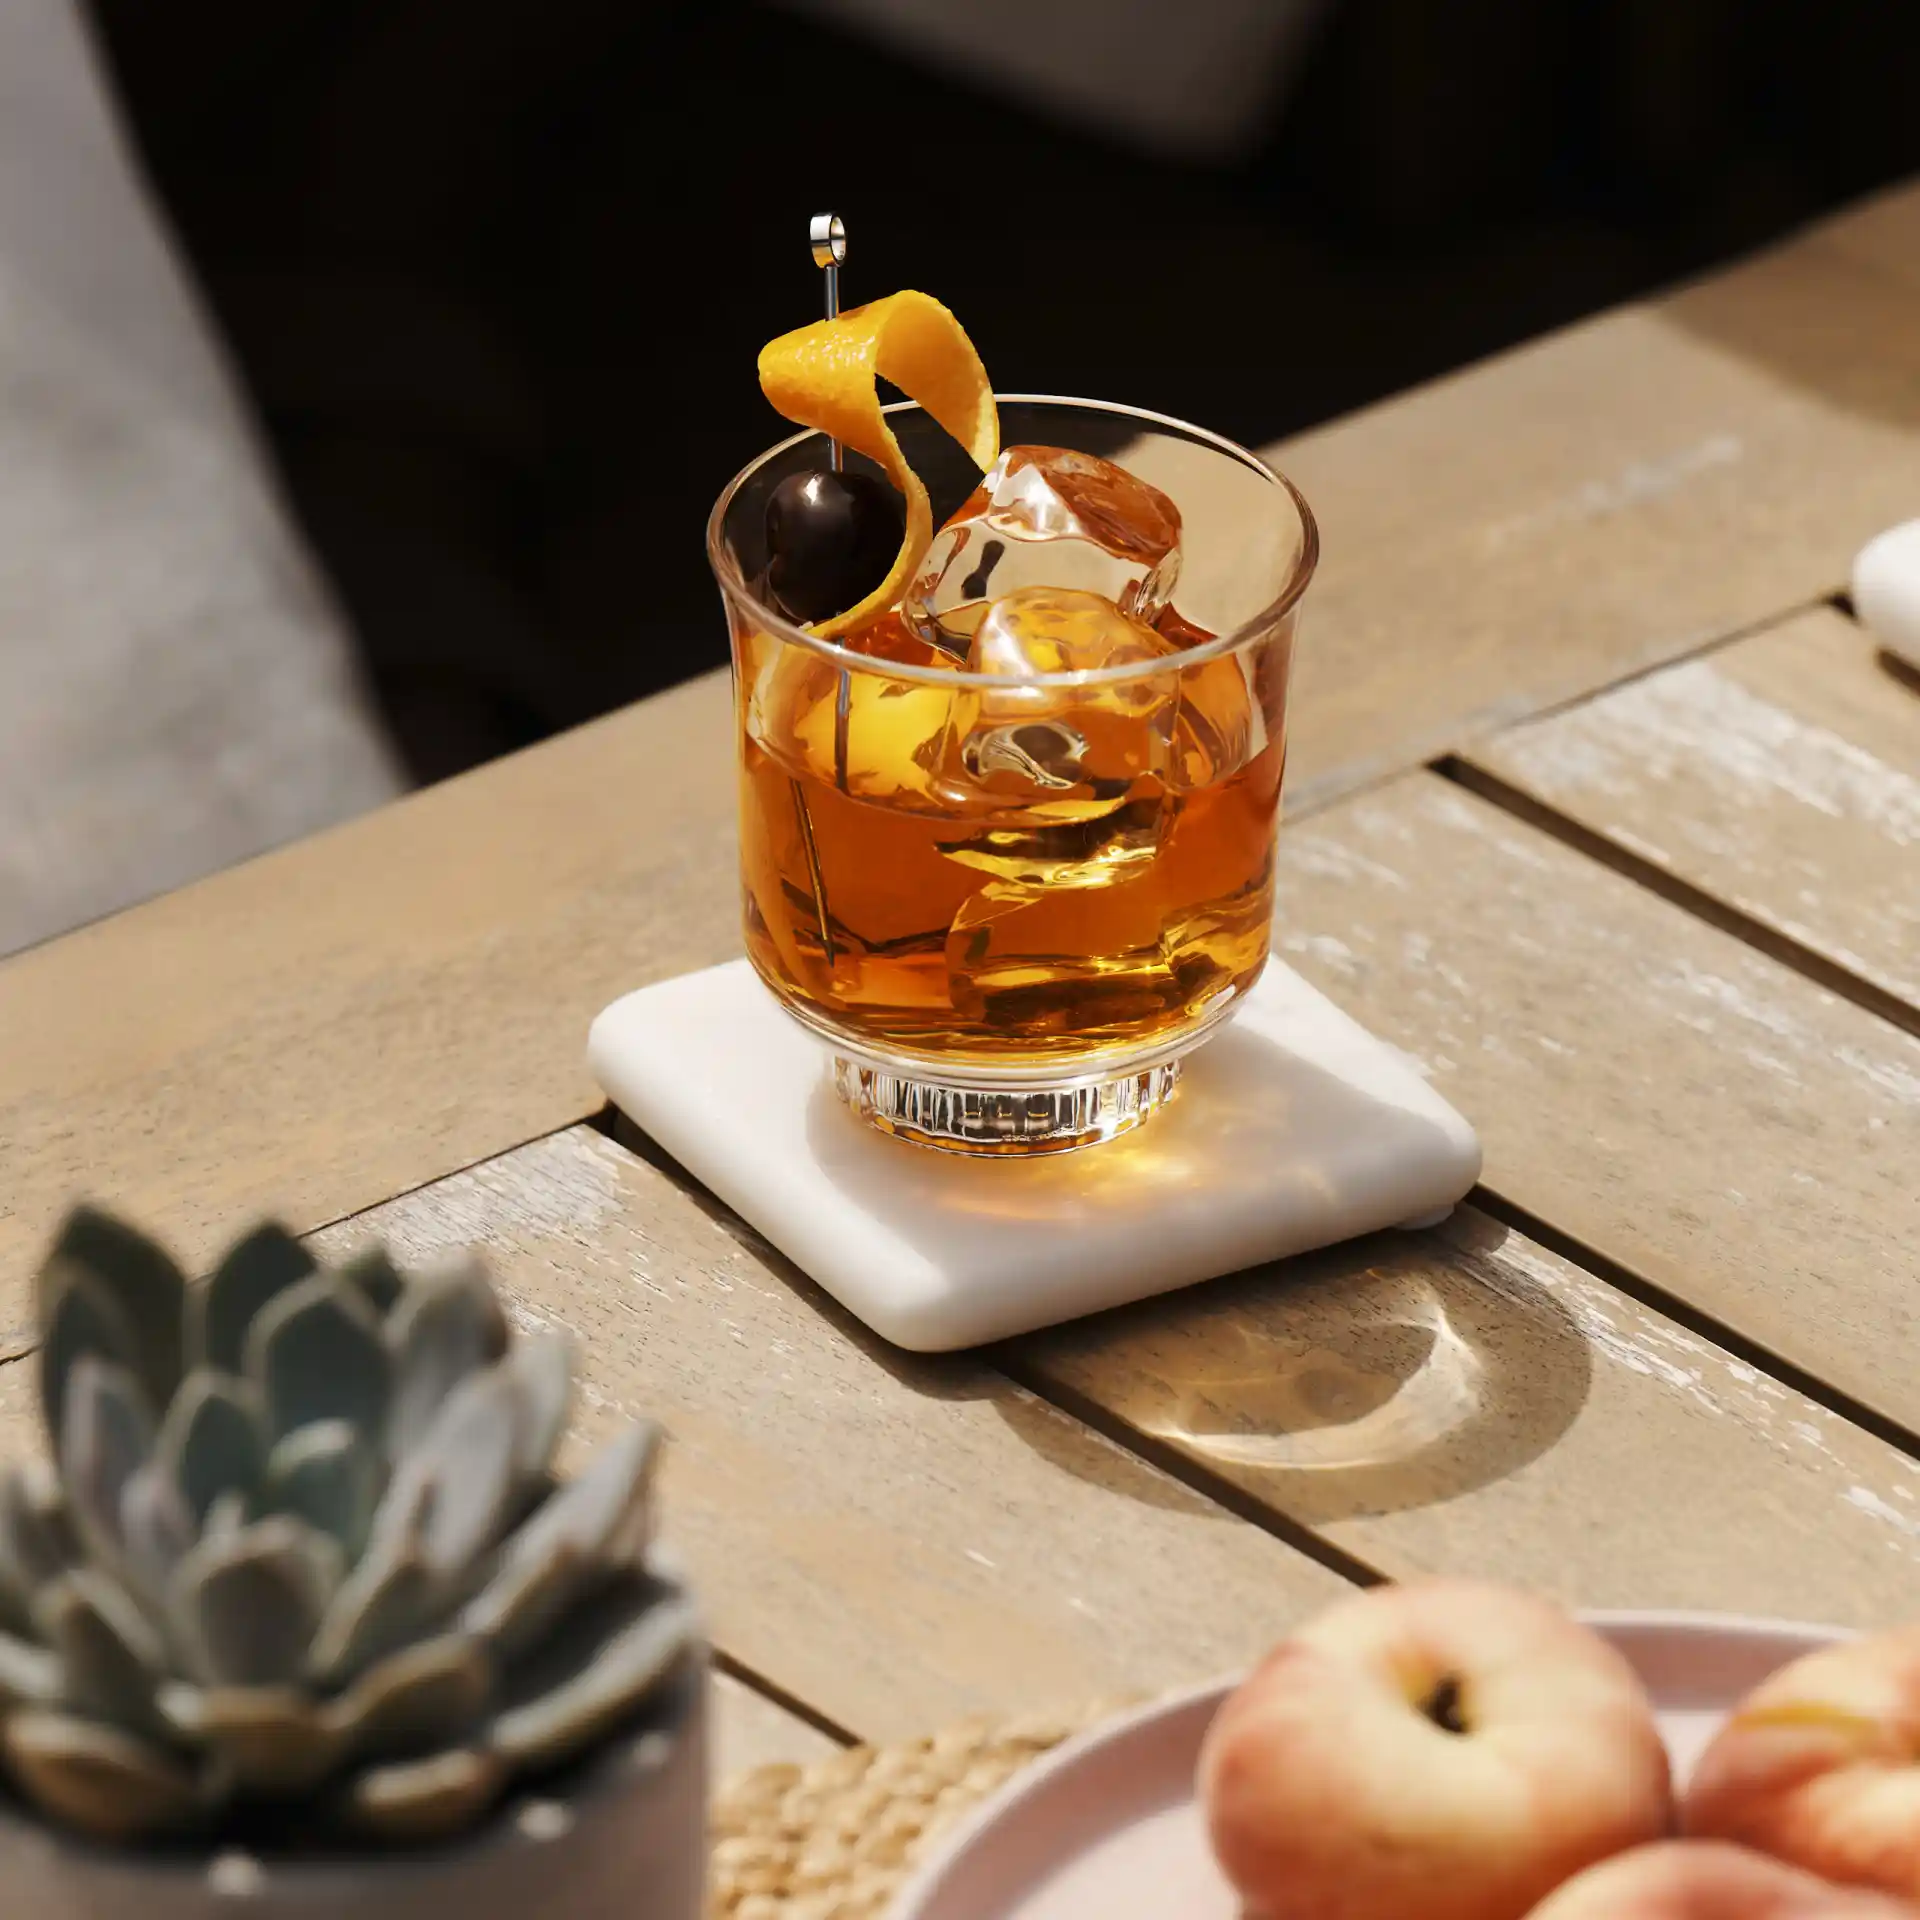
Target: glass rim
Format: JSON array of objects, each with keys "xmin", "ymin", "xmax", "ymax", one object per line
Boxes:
[{"xmin": 705, "ymin": 392, "xmax": 1319, "ymax": 690}]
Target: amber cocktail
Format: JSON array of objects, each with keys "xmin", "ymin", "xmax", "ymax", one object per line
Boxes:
[{"xmin": 710, "ymin": 397, "xmax": 1315, "ymax": 1155}]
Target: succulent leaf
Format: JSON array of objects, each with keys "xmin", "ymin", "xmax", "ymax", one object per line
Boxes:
[
  {"xmin": 245, "ymin": 1275, "xmax": 390, "ymax": 1444},
  {"xmin": 202, "ymin": 1488, "xmax": 250, "ymax": 1540},
  {"xmin": 196, "ymin": 1224, "xmax": 316, "ymax": 1375},
  {"xmin": 155, "ymin": 1372, "xmax": 268, "ymax": 1527},
  {"xmin": 37, "ymin": 1206, "xmax": 187, "ymax": 1418},
  {"xmin": 338, "ymin": 1247, "xmax": 406, "ymax": 1317},
  {"xmin": 7, "ymin": 1209, "xmax": 693, "ymax": 1850},
  {"xmin": 0, "ymin": 1626, "xmax": 63, "ymax": 1707},
  {"xmin": 159, "ymin": 1682, "xmax": 344, "ymax": 1795},
  {"xmin": 59, "ymin": 1358, "xmax": 155, "ymax": 1572},
  {"xmin": 36, "ymin": 1569, "xmax": 171, "ymax": 1742},
  {"xmin": 39, "ymin": 1268, "xmax": 140, "ymax": 1461},
  {"xmin": 4, "ymin": 1710, "xmax": 203, "ymax": 1843},
  {"xmin": 343, "ymin": 1746, "xmax": 505, "ymax": 1843},
  {"xmin": 490, "ymin": 1574, "xmax": 697, "ymax": 1772},
  {"xmin": 308, "ymin": 1545, "xmax": 442, "ymax": 1688},
  {"xmin": 386, "ymin": 1259, "xmax": 510, "ymax": 1457},
  {"xmin": 265, "ymin": 1421, "xmax": 382, "ymax": 1559},
  {"xmin": 460, "ymin": 1541, "xmax": 586, "ymax": 1672},
  {"xmin": 0, "ymin": 1464, "xmax": 78, "ymax": 1633},
  {"xmin": 463, "ymin": 1424, "xmax": 660, "ymax": 1661},
  {"xmin": 170, "ymin": 1518, "xmax": 344, "ymax": 1688},
  {"xmin": 320, "ymin": 1631, "xmax": 492, "ymax": 1765},
  {"xmin": 381, "ymin": 1361, "xmax": 526, "ymax": 1583},
  {"xmin": 508, "ymin": 1332, "xmax": 574, "ymax": 1483},
  {"xmin": 119, "ymin": 1462, "xmax": 197, "ymax": 1596}
]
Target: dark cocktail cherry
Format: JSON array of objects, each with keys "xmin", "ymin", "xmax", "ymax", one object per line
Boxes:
[{"xmin": 762, "ymin": 468, "xmax": 905, "ymax": 624}]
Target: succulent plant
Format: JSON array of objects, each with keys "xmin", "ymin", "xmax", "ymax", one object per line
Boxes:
[{"xmin": 0, "ymin": 1207, "xmax": 696, "ymax": 1848}]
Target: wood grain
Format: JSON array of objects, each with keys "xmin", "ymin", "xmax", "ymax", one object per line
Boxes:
[
  {"xmin": 1018, "ymin": 1207, "xmax": 1920, "ymax": 1628},
  {"xmin": 3, "ymin": 184, "xmax": 1916, "ymax": 1339},
  {"xmin": 0, "ymin": 670, "xmax": 740, "ymax": 1321},
  {"xmin": 302, "ymin": 1127, "xmax": 1350, "ymax": 1741},
  {"xmin": 1464, "ymin": 607, "xmax": 1920, "ymax": 1018},
  {"xmin": 1274, "ymin": 179, "xmax": 1920, "ymax": 809},
  {"xmin": 1267, "ymin": 772, "xmax": 1920, "ymax": 1437}
]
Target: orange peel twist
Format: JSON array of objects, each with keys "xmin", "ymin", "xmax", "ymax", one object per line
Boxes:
[{"xmin": 757, "ymin": 291, "xmax": 1000, "ymax": 638}]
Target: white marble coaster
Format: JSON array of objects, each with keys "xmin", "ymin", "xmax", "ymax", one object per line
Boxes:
[{"xmin": 587, "ymin": 960, "xmax": 1481, "ymax": 1352}]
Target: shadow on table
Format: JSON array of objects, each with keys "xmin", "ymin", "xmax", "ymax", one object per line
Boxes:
[
  {"xmin": 1877, "ymin": 648, "xmax": 1920, "ymax": 697},
  {"xmin": 629, "ymin": 1044, "xmax": 1592, "ymax": 1533},
  {"xmin": 1003, "ymin": 1209, "xmax": 1596, "ymax": 1532}
]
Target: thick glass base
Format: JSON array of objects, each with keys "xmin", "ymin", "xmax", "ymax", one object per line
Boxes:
[{"xmin": 831, "ymin": 1056, "xmax": 1183, "ymax": 1156}]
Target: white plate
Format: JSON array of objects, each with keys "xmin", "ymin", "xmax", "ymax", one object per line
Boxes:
[{"xmin": 892, "ymin": 1611, "xmax": 1847, "ymax": 1920}]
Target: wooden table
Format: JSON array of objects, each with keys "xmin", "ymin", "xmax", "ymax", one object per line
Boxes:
[{"xmin": 4, "ymin": 182, "xmax": 1919, "ymax": 1788}]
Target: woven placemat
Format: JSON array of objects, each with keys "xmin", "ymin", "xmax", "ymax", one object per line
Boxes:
[{"xmin": 710, "ymin": 1698, "xmax": 1134, "ymax": 1919}]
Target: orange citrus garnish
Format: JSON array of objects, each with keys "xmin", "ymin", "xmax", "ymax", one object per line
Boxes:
[{"xmin": 757, "ymin": 291, "xmax": 999, "ymax": 638}]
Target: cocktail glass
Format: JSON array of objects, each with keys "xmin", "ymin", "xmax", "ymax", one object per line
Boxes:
[{"xmin": 708, "ymin": 396, "xmax": 1316, "ymax": 1155}]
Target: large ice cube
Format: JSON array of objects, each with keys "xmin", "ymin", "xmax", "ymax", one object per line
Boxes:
[
  {"xmin": 933, "ymin": 586, "xmax": 1181, "ymax": 818},
  {"xmin": 969, "ymin": 584, "xmax": 1177, "ymax": 681},
  {"xmin": 903, "ymin": 446, "xmax": 1182, "ymax": 656}
]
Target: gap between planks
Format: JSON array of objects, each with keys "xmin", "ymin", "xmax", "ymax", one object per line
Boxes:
[
  {"xmin": 712, "ymin": 1651, "xmax": 858, "ymax": 1758},
  {"xmin": 1433, "ymin": 757, "xmax": 1920, "ymax": 1042},
  {"xmin": 0, "ymin": 1118, "xmax": 605, "ymax": 1374},
  {"xmin": 1418, "ymin": 592, "xmax": 1920, "ymax": 1042},
  {"xmin": 1462, "ymin": 1185, "xmax": 1920, "ymax": 1467},
  {"xmin": 1277, "ymin": 596, "xmax": 1817, "ymax": 820},
  {"xmin": 620, "ymin": 1103, "xmax": 1920, "ymax": 1529},
  {"xmin": 601, "ymin": 1103, "xmax": 1920, "ymax": 1601},
  {"xmin": 604, "ymin": 1114, "xmax": 1396, "ymax": 1593}
]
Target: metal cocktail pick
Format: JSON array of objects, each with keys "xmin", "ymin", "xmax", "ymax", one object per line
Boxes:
[
  {"xmin": 807, "ymin": 211, "xmax": 857, "ymax": 800},
  {"xmin": 810, "ymin": 211, "xmax": 847, "ymax": 472}
]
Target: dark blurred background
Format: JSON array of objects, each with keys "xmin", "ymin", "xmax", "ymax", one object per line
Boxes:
[{"xmin": 85, "ymin": 0, "xmax": 1920, "ymax": 785}]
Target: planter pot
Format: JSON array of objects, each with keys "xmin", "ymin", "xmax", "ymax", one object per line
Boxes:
[{"xmin": 0, "ymin": 1651, "xmax": 707, "ymax": 1920}]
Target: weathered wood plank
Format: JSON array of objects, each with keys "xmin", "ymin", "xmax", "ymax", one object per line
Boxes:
[
  {"xmin": 1464, "ymin": 607, "xmax": 1920, "ymax": 1018},
  {"xmin": 1018, "ymin": 1207, "xmax": 1920, "ymax": 1629},
  {"xmin": 1275, "ymin": 180, "xmax": 1920, "ymax": 809},
  {"xmin": 0, "ymin": 671, "xmax": 740, "ymax": 1320},
  {"xmin": 303, "ymin": 1128, "xmax": 1350, "ymax": 1741},
  {"xmin": 1267, "ymin": 772, "xmax": 1920, "ymax": 1437},
  {"xmin": 3, "ymin": 184, "xmax": 1915, "ymax": 1327}
]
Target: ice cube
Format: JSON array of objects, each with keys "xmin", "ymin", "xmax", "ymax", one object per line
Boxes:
[
  {"xmin": 1165, "ymin": 652, "xmax": 1261, "ymax": 792},
  {"xmin": 934, "ymin": 587, "xmax": 1181, "ymax": 821},
  {"xmin": 903, "ymin": 446, "xmax": 1182, "ymax": 655},
  {"xmin": 968, "ymin": 584, "xmax": 1179, "ymax": 681}
]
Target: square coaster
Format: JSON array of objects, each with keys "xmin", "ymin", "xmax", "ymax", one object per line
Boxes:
[{"xmin": 588, "ymin": 960, "xmax": 1481, "ymax": 1352}]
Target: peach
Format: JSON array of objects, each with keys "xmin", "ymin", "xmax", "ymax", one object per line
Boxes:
[
  {"xmin": 1684, "ymin": 1627, "xmax": 1920, "ymax": 1902},
  {"xmin": 1198, "ymin": 1579, "xmax": 1672, "ymax": 1920},
  {"xmin": 1523, "ymin": 1840, "xmax": 1918, "ymax": 1917}
]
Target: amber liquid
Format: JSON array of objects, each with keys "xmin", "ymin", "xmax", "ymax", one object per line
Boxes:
[{"xmin": 735, "ymin": 610, "xmax": 1291, "ymax": 1064}]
